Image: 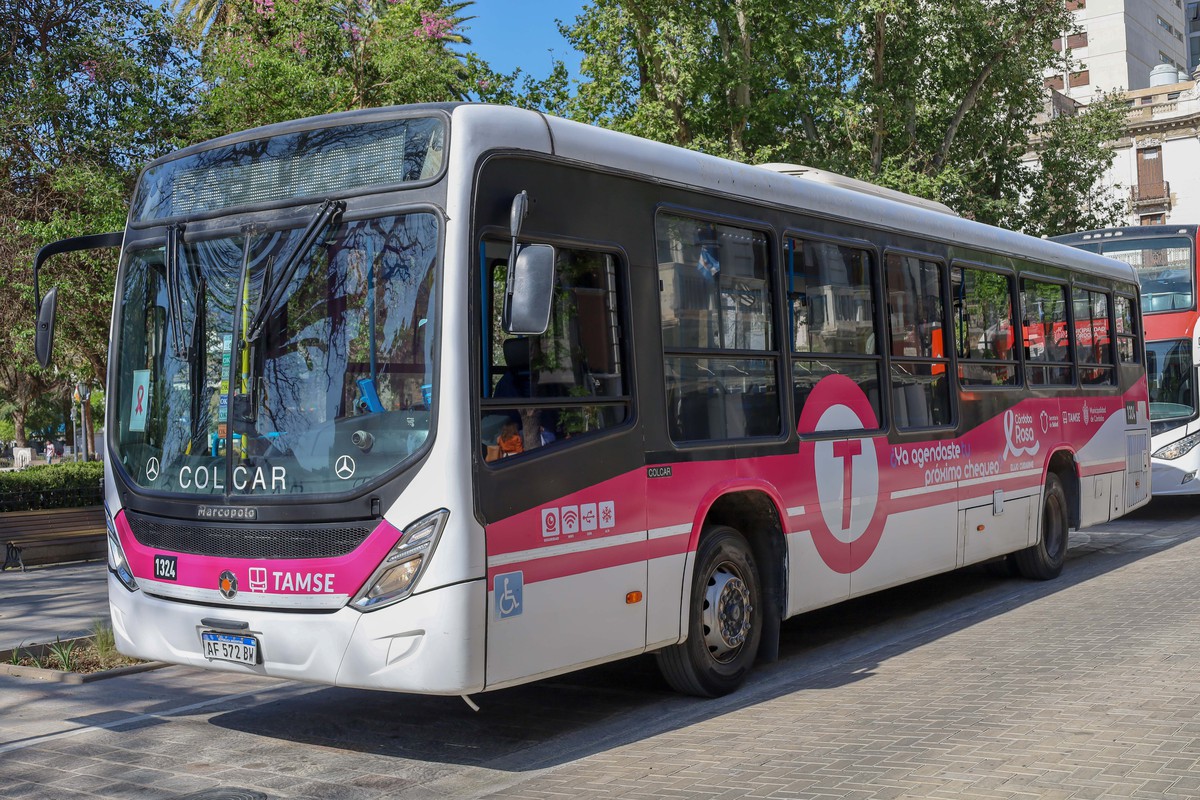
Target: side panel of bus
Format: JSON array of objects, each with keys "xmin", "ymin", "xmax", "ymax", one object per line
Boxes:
[{"xmin": 470, "ymin": 155, "xmax": 1148, "ymax": 689}]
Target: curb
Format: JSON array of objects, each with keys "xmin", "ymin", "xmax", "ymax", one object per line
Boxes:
[
  {"xmin": 0, "ymin": 635, "xmax": 166, "ymax": 683},
  {"xmin": 0, "ymin": 660, "xmax": 168, "ymax": 684}
]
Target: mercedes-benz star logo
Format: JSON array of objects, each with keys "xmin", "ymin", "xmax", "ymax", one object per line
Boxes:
[
  {"xmin": 335, "ymin": 454, "xmax": 356, "ymax": 480},
  {"xmin": 146, "ymin": 457, "xmax": 160, "ymax": 482}
]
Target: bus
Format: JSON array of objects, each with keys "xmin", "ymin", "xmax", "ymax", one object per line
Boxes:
[
  {"xmin": 32, "ymin": 104, "xmax": 1150, "ymax": 699},
  {"xmin": 1051, "ymin": 226, "xmax": 1199, "ymax": 496}
]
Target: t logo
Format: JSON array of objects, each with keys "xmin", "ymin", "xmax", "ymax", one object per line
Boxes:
[{"xmin": 832, "ymin": 439, "xmax": 862, "ymax": 530}]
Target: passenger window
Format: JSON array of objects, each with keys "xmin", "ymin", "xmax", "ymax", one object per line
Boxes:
[
  {"xmin": 953, "ymin": 266, "xmax": 1018, "ymax": 386},
  {"xmin": 1073, "ymin": 288, "xmax": 1114, "ymax": 385},
  {"xmin": 479, "ymin": 244, "xmax": 629, "ymax": 462},
  {"xmin": 885, "ymin": 254, "xmax": 951, "ymax": 428},
  {"xmin": 788, "ymin": 237, "xmax": 882, "ymax": 428},
  {"xmin": 657, "ymin": 214, "xmax": 780, "ymax": 442},
  {"xmin": 1021, "ymin": 278, "xmax": 1072, "ymax": 385},
  {"xmin": 1114, "ymin": 294, "xmax": 1139, "ymax": 363}
]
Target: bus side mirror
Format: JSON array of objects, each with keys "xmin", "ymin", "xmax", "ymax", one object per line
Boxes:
[
  {"xmin": 504, "ymin": 244, "xmax": 555, "ymax": 335},
  {"xmin": 35, "ymin": 287, "xmax": 58, "ymax": 369}
]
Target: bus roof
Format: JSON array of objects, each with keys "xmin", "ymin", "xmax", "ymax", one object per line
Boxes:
[
  {"xmin": 1050, "ymin": 225, "xmax": 1199, "ymax": 245},
  {"xmin": 136, "ymin": 102, "xmax": 1140, "ymax": 287},
  {"xmin": 523, "ymin": 108, "xmax": 1138, "ymax": 287}
]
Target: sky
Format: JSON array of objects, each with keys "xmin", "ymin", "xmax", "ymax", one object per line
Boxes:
[{"xmin": 462, "ymin": 0, "xmax": 587, "ymax": 79}]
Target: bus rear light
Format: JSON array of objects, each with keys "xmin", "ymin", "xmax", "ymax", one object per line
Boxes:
[
  {"xmin": 351, "ymin": 509, "xmax": 448, "ymax": 612},
  {"xmin": 105, "ymin": 507, "xmax": 138, "ymax": 592}
]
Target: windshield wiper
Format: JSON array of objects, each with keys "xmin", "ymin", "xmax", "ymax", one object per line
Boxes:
[
  {"xmin": 165, "ymin": 223, "xmax": 187, "ymax": 358},
  {"xmin": 246, "ymin": 199, "xmax": 346, "ymax": 342}
]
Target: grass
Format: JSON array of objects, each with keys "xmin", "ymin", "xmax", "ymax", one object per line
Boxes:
[{"xmin": 7, "ymin": 619, "xmax": 145, "ymax": 674}]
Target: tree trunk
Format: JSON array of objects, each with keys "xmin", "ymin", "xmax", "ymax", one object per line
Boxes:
[
  {"xmin": 870, "ymin": 10, "xmax": 886, "ymax": 176},
  {"xmin": 83, "ymin": 397, "xmax": 94, "ymax": 461},
  {"xmin": 13, "ymin": 406, "xmax": 27, "ymax": 449}
]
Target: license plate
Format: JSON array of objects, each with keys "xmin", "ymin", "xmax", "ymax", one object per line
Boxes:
[{"xmin": 201, "ymin": 631, "xmax": 258, "ymax": 665}]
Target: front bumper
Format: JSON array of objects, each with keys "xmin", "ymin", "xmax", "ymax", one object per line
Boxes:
[{"xmin": 109, "ymin": 574, "xmax": 485, "ymax": 694}]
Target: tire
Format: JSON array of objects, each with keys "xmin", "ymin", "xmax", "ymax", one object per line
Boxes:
[
  {"xmin": 656, "ymin": 525, "xmax": 762, "ymax": 697},
  {"xmin": 1014, "ymin": 472, "xmax": 1068, "ymax": 580}
]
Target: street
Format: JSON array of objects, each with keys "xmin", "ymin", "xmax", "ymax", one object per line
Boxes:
[{"xmin": 3, "ymin": 497, "xmax": 1200, "ymax": 799}]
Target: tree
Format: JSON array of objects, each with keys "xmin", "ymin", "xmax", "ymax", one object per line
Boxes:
[
  {"xmin": 1012, "ymin": 93, "xmax": 1129, "ymax": 237},
  {"xmin": 193, "ymin": 0, "xmax": 481, "ymax": 137},
  {"xmin": 559, "ymin": 0, "xmax": 1114, "ymax": 231},
  {"xmin": 0, "ymin": 0, "xmax": 193, "ymax": 447}
]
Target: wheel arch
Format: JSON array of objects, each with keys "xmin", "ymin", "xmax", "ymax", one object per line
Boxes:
[
  {"xmin": 692, "ymin": 481, "xmax": 787, "ymax": 664},
  {"xmin": 1046, "ymin": 447, "xmax": 1080, "ymax": 530}
]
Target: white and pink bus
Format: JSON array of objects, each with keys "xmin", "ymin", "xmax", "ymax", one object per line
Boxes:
[{"xmin": 33, "ymin": 105, "xmax": 1150, "ymax": 698}]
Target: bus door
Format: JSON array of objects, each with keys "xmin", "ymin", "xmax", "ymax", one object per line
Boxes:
[{"xmin": 475, "ymin": 228, "xmax": 645, "ymax": 688}]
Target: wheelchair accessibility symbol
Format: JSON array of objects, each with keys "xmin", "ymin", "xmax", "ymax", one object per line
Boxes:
[{"xmin": 494, "ymin": 571, "xmax": 523, "ymax": 620}]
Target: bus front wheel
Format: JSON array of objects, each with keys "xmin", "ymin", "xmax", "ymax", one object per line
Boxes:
[
  {"xmin": 656, "ymin": 525, "xmax": 762, "ymax": 697},
  {"xmin": 1014, "ymin": 472, "xmax": 1068, "ymax": 580}
]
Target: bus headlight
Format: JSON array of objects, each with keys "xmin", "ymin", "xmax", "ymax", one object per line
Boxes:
[
  {"xmin": 351, "ymin": 509, "xmax": 448, "ymax": 612},
  {"xmin": 105, "ymin": 506, "xmax": 138, "ymax": 592},
  {"xmin": 1154, "ymin": 431, "xmax": 1200, "ymax": 461}
]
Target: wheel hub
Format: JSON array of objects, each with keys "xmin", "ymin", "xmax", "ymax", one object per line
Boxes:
[{"xmin": 702, "ymin": 564, "xmax": 752, "ymax": 661}]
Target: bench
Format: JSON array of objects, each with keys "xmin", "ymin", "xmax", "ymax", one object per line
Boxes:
[{"xmin": 1, "ymin": 507, "xmax": 107, "ymax": 572}]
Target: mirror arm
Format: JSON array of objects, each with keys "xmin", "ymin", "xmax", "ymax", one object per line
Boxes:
[
  {"xmin": 32, "ymin": 231, "xmax": 124, "ymax": 313},
  {"xmin": 504, "ymin": 191, "xmax": 529, "ymax": 330}
]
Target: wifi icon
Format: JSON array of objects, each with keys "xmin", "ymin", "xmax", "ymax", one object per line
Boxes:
[{"xmin": 560, "ymin": 505, "xmax": 580, "ymax": 534}]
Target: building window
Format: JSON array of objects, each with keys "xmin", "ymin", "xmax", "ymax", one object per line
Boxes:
[
  {"xmin": 1141, "ymin": 214, "xmax": 1166, "ymax": 225},
  {"xmin": 1067, "ymin": 32, "xmax": 1088, "ymax": 49},
  {"xmin": 1069, "ymin": 70, "xmax": 1090, "ymax": 88},
  {"xmin": 1067, "ymin": 0, "xmax": 1085, "ymax": 10},
  {"xmin": 1044, "ymin": 75, "xmax": 1066, "ymax": 90}
]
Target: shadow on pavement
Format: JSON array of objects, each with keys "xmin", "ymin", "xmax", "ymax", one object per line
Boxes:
[{"xmin": 199, "ymin": 496, "xmax": 1200, "ymax": 773}]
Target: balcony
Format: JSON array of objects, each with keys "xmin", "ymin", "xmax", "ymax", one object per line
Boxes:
[{"xmin": 1130, "ymin": 182, "xmax": 1171, "ymax": 208}]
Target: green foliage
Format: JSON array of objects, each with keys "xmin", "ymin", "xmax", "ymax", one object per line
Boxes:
[
  {"xmin": 559, "ymin": 0, "xmax": 1119, "ymax": 233},
  {"xmin": 0, "ymin": 461, "xmax": 104, "ymax": 511},
  {"xmin": 91, "ymin": 618, "xmax": 118, "ymax": 661},
  {"xmin": 193, "ymin": 0, "xmax": 478, "ymax": 137},
  {"xmin": 47, "ymin": 637, "xmax": 77, "ymax": 672},
  {"xmin": 0, "ymin": 0, "xmax": 194, "ymax": 445},
  {"xmin": 1013, "ymin": 93, "xmax": 1130, "ymax": 237}
]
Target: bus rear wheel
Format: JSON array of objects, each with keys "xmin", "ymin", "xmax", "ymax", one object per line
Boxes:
[
  {"xmin": 656, "ymin": 525, "xmax": 762, "ymax": 697},
  {"xmin": 1014, "ymin": 472, "xmax": 1068, "ymax": 580}
]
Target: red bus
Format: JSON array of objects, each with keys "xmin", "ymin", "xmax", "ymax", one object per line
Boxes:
[{"xmin": 1052, "ymin": 225, "xmax": 1199, "ymax": 495}]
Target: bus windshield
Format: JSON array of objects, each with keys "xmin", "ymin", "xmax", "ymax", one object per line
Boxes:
[
  {"xmin": 113, "ymin": 212, "xmax": 439, "ymax": 497},
  {"xmin": 1099, "ymin": 236, "xmax": 1194, "ymax": 314},
  {"xmin": 1146, "ymin": 339, "xmax": 1195, "ymax": 423}
]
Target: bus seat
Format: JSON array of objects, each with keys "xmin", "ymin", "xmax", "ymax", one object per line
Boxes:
[
  {"xmin": 904, "ymin": 383, "xmax": 930, "ymax": 428},
  {"xmin": 892, "ymin": 382, "xmax": 909, "ymax": 428},
  {"xmin": 492, "ymin": 337, "xmax": 531, "ymax": 398}
]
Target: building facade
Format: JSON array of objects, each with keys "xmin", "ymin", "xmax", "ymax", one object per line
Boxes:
[
  {"xmin": 1047, "ymin": 0, "xmax": 1192, "ymax": 101},
  {"xmin": 1104, "ymin": 77, "xmax": 1200, "ymax": 225}
]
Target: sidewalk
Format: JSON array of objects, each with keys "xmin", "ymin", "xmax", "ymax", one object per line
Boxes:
[{"xmin": 0, "ymin": 561, "xmax": 109, "ymax": 650}]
